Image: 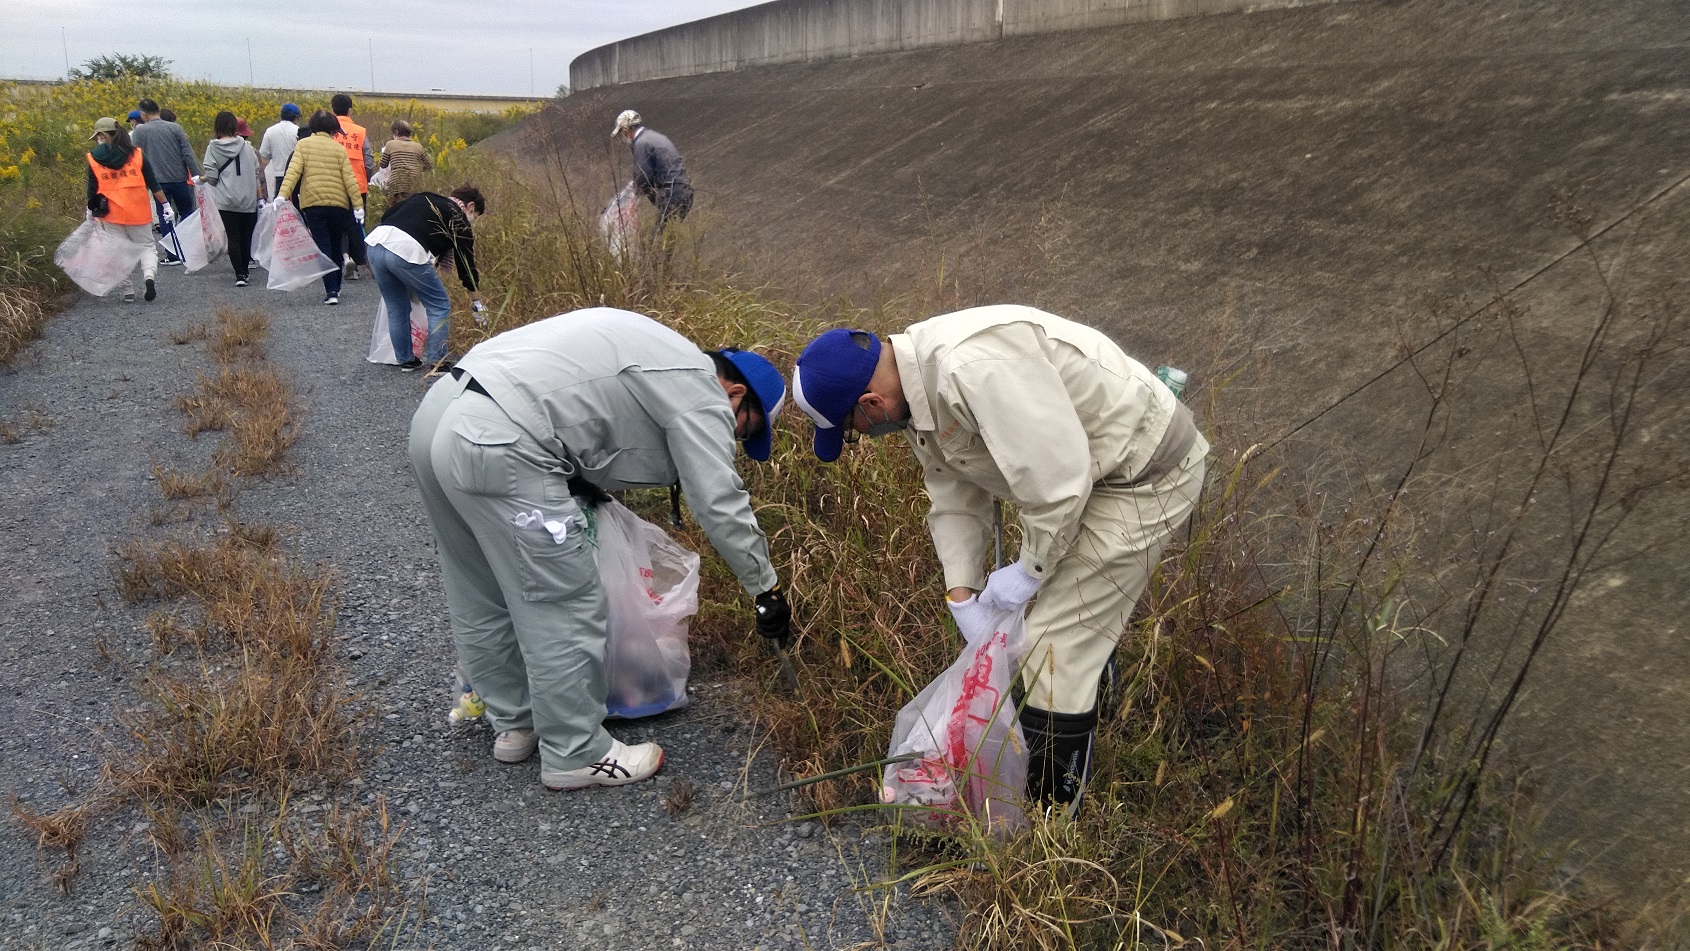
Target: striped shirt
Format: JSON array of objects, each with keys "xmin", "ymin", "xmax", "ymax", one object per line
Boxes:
[{"xmin": 379, "ymin": 138, "xmax": 433, "ymax": 199}]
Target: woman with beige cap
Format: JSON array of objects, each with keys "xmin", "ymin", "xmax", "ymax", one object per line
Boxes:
[{"xmin": 85, "ymin": 117, "xmax": 170, "ymax": 302}]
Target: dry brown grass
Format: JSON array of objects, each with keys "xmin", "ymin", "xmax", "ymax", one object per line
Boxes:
[
  {"xmin": 199, "ymin": 366, "xmax": 302, "ymax": 477},
  {"xmin": 0, "ymin": 403, "xmax": 54, "ymax": 444},
  {"xmin": 0, "ymin": 261, "xmax": 53, "ymax": 365},
  {"xmin": 151, "ymin": 463, "xmax": 226, "ymax": 500},
  {"xmin": 170, "ymin": 323, "xmax": 212, "ymax": 347},
  {"xmin": 176, "ymin": 391, "xmax": 234, "ymax": 438},
  {"xmin": 209, "ymin": 307, "xmax": 269, "ymax": 365}
]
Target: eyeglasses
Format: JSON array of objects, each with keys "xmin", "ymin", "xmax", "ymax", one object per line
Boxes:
[
  {"xmin": 735, "ymin": 399, "xmax": 766, "ymax": 442},
  {"xmin": 841, "ymin": 404, "xmax": 862, "ymax": 446}
]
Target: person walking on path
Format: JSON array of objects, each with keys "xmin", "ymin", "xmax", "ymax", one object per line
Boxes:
[
  {"xmin": 258, "ymin": 102, "xmax": 301, "ymax": 200},
  {"xmin": 612, "ymin": 110, "xmax": 694, "ymax": 245},
  {"xmin": 792, "ymin": 305, "xmax": 1209, "ymax": 811},
  {"xmin": 332, "ymin": 94, "xmax": 374, "ymax": 281},
  {"xmin": 85, "ymin": 117, "xmax": 170, "ymax": 303},
  {"xmin": 376, "ymin": 119, "xmax": 433, "ymax": 207},
  {"xmin": 277, "ymin": 110, "xmax": 360, "ymax": 305},
  {"xmin": 366, "ymin": 185, "xmax": 485, "ymax": 372},
  {"xmin": 408, "ymin": 307, "xmax": 795, "ymax": 791},
  {"xmin": 130, "ymin": 98, "xmax": 198, "ymax": 264},
  {"xmin": 201, "ymin": 111, "xmax": 264, "ymax": 287}
]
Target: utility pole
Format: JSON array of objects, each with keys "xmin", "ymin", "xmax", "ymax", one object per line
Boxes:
[
  {"xmin": 530, "ymin": 48, "xmax": 535, "ymax": 96},
  {"xmin": 368, "ymin": 39, "xmax": 375, "ymax": 92},
  {"xmin": 61, "ymin": 28, "xmax": 71, "ymax": 77},
  {"xmin": 247, "ymin": 38, "xmax": 255, "ymax": 86}
]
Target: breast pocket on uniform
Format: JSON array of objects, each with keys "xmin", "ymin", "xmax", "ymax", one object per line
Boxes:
[{"xmin": 447, "ymin": 414, "xmax": 524, "ymax": 496}]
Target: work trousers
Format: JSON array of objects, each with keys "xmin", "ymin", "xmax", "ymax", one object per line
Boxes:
[
  {"xmin": 105, "ymin": 221, "xmax": 158, "ymax": 294},
  {"xmin": 409, "ymin": 372, "xmax": 614, "ymax": 772},
  {"xmin": 1020, "ymin": 435, "xmax": 1209, "ymax": 714}
]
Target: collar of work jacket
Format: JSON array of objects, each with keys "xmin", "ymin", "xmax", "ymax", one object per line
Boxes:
[{"xmin": 888, "ymin": 304, "xmax": 1182, "ymax": 588}]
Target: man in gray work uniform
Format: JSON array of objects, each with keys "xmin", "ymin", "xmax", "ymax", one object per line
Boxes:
[
  {"xmin": 409, "ymin": 308, "xmax": 794, "ymax": 791},
  {"xmin": 613, "ymin": 110, "xmax": 694, "ymax": 235}
]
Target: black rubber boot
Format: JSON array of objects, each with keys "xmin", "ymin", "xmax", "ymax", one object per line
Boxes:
[{"xmin": 1020, "ymin": 704, "xmax": 1098, "ymax": 809}]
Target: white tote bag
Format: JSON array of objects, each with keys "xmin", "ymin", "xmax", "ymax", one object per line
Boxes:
[
  {"xmin": 365, "ymin": 297, "xmax": 430, "ymax": 364},
  {"xmin": 265, "ymin": 201, "xmax": 336, "ymax": 291},
  {"xmin": 55, "ymin": 220, "xmax": 147, "ymax": 297}
]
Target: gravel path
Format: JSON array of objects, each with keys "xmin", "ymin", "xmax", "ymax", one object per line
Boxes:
[{"xmin": 0, "ymin": 261, "xmax": 954, "ymax": 949}]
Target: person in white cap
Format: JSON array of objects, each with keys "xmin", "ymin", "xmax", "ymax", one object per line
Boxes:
[
  {"xmin": 612, "ymin": 109, "xmax": 694, "ymax": 239},
  {"xmin": 409, "ymin": 307, "xmax": 795, "ymax": 791},
  {"xmin": 791, "ymin": 306, "xmax": 1208, "ymax": 811}
]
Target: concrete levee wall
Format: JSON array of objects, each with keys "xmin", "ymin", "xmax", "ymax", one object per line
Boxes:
[{"xmin": 571, "ymin": 0, "xmax": 1343, "ymax": 90}]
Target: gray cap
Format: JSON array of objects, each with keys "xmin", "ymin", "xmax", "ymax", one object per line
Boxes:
[
  {"xmin": 89, "ymin": 116, "xmax": 119, "ymax": 139},
  {"xmin": 611, "ymin": 109, "xmax": 641, "ymax": 136}
]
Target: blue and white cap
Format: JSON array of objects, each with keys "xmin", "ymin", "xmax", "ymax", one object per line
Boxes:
[
  {"xmin": 792, "ymin": 328, "xmax": 880, "ymax": 463},
  {"xmin": 718, "ymin": 348, "xmax": 786, "ymax": 462}
]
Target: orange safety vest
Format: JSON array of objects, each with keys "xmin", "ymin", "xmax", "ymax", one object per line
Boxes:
[
  {"xmin": 87, "ymin": 148, "xmax": 152, "ymax": 226},
  {"xmin": 337, "ymin": 115, "xmax": 369, "ymax": 193}
]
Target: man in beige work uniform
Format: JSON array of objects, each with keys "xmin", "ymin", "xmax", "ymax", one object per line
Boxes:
[{"xmin": 792, "ymin": 306, "xmax": 1207, "ymax": 807}]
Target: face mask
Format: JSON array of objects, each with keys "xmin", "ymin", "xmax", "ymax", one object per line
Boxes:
[{"xmin": 863, "ymin": 403, "xmax": 910, "ymax": 437}]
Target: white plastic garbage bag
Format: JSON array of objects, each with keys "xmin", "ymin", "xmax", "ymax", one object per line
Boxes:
[
  {"xmin": 251, "ymin": 200, "xmax": 282, "ymax": 270},
  {"xmin": 174, "ymin": 181, "xmax": 228, "ymax": 273},
  {"xmin": 598, "ymin": 181, "xmax": 639, "ymax": 259},
  {"xmin": 55, "ymin": 220, "xmax": 147, "ymax": 297},
  {"xmin": 881, "ymin": 609, "xmax": 1029, "ymax": 835},
  {"xmin": 593, "ymin": 499, "xmax": 700, "ymax": 719},
  {"xmin": 266, "ymin": 201, "xmax": 336, "ymax": 291},
  {"xmin": 366, "ymin": 297, "xmax": 429, "ymax": 365}
]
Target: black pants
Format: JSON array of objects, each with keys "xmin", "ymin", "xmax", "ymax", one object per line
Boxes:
[
  {"xmin": 219, "ymin": 209, "xmax": 258, "ymax": 280},
  {"xmin": 301, "ymin": 205, "xmax": 352, "ymax": 295},
  {"xmin": 344, "ymin": 193, "xmax": 368, "ymax": 266}
]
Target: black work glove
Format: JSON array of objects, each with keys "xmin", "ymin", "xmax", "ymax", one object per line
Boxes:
[
  {"xmin": 566, "ymin": 474, "xmax": 614, "ymax": 507},
  {"xmin": 754, "ymin": 588, "xmax": 793, "ymax": 651}
]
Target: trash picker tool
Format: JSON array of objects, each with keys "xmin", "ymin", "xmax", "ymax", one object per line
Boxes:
[{"xmin": 744, "ymin": 753, "xmax": 922, "ymax": 801}]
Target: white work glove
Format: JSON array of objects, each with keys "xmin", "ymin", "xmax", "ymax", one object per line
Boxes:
[
  {"xmin": 353, "ymin": 207, "xmax": 365, "ymax": 225},
  {"xmin": 160, "ymin": 205, "xmax": 175, "ymax": 223},
  {"xmin": 946, "ymin": 595, "xmax": 998, "ymax": 648},
  {"xmin": 979, "ymin": 562, "xmax": 1041, "ymax": 612}
]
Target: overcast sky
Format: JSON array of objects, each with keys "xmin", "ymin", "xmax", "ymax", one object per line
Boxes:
[{"xmin": 4, "ymin": 1, "xmax": 766, "ymax": 96}]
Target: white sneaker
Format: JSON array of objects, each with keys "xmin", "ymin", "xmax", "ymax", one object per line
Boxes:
[
  {"xmin": 542, "ymin": 740, "xmax": 664, "ymax": 791},
  {"xmin": 493, "ymin": 728, "xmax": 539, "ymax": 763},
  {"xmin": 324, "ymin": 294, "xmax": 339, "ymax": 306}
]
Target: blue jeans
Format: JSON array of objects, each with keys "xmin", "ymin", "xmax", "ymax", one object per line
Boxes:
[
  {"xmin": 156, "ymin": 181, "xmax": 196, "ymax": 259},
  {"xmin": 370, "ymin": 243, "xmax": 451, "ymax": 363},
  {"xmin": 300, "ymin": 205, "xmax": 352, "ymax": 295}
]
